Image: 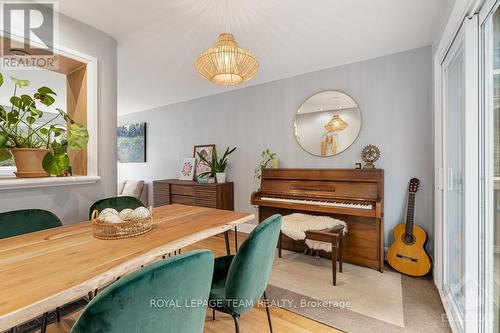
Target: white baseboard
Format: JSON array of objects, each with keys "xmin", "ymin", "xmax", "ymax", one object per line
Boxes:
[{"xmin": 236, "ymin": 223, "xmax": 256, "ymax": 234}]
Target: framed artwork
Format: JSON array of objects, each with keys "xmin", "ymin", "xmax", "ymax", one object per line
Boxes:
[
  {"xmin": 179, "ymin": 158, "xmax": 196, "ymax": 180},
  {"xmin": 117, "ymin": 123, "xmax": 147, "ymax": 163},
  {"xmin": 193, "ymin": 144, "xmax": 215, "ymax": 178}
]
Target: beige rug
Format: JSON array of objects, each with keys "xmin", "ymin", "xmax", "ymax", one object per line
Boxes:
[
  {"xmin": 268, "ymin": 250, "xmax": 451, "ymax": 333},
  {"xmin": 270, "ymin": 250, "xmax": 404, "ymax": 326}
]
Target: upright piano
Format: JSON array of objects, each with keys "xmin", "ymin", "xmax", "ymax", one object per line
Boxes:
[{"xmin": 251, "ymin": 168, "xmax": 384, "ymax": 272}]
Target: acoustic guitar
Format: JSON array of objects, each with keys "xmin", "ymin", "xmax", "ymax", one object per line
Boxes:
[{"xmin": 387, "ymin": 178, "xmax": 431, "ymax": 276}]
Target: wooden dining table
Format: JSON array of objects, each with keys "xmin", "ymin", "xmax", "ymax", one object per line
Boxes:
[{"xmin": 0, "ymin": 204, "xmax": 254, "ymax": 331}]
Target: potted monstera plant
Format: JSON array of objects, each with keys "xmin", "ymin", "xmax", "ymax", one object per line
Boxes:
[{"xmin": 0, "ymin": 74, "xmax": 89, "ymax": 177}]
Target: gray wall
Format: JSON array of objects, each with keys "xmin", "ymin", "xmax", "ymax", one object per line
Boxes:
[
  {"xmin": 118, "ymin": 46, "xmax": 434, "ymax": 254},
  {"xmin": 0, "ymin": 14, "xmax": 117, "ymax": 224}
]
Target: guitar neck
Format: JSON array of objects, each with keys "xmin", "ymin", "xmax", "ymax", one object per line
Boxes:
[{"xmin": 405, "ymin": 192, "xmax": 416, "ymax": 235}]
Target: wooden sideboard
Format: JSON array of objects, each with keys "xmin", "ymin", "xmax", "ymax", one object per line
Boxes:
[{"xmin": 152, "ymin": 179, "xmax": 234, "ymax": 211}]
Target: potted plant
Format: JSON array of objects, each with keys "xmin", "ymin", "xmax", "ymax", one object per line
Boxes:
[
  {"xmin": 197, "ymin": 146, "xmax": 236, "ymax": 183},
  {"xmin": 254, "ymin": 148, "xmax": 279, "ymax": 182},
  {"xmin": 0, "ymin": 75, "xmax": 89, "ymax": 177}
]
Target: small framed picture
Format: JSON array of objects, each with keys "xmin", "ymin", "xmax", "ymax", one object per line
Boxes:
[
  {"xmin": 193, "ymin": 144, "xmax": 215, "ymax": 178},
  {"xmin": 179, "ymin": 158, "xmax": 196, "ymax": 180}
]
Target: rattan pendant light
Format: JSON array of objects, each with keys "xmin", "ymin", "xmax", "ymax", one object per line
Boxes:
[
  {"xmin": 324, "ymin": 115, "xmax": 348, "ymax": 132},
  {"xmin": 195, "ymin": 33, "xmax": 258, "ymax": 86}
]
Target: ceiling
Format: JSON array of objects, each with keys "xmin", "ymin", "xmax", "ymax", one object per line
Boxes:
[{"xmin": 58, "ymin": 0, "xmax": 447, "ymax": 114}]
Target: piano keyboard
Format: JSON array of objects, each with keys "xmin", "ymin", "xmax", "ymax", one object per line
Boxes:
[{"xmin": 260, "ymin": 197, "xmax": 373, "ymax": 210}]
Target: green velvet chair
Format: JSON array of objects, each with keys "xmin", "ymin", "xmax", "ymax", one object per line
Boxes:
[
  {"xmin": 0, "ymin": 209, "xmax": 62, "ymax": 239},
  {"xmin": 209, "ymin": 214, "xmax": 282, "ymax": 333},
  {"xmin": 0, "ymin": 209, "xmax": 63, "ymax": 333},
  {"xmin": 71, "ymin": 250, "xmax": 214, "ymax": 333},
  {"xmin": 89, "ymin": 196, "xmax": 144, "ymax": 219}
]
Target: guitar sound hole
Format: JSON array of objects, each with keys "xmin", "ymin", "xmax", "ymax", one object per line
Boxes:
[{"xmin": 402, "ymin": 233, "xmax": 415, "ymax": 245}]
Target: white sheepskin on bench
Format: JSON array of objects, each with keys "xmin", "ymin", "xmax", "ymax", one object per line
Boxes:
[{"xmin": 281, "ymin": 213, "xmax": 347, "ymax": 241}]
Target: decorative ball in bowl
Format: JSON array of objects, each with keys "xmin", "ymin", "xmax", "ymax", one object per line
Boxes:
[{"xmin": 91, "ymin": 206, "xmax": 154, "ymax": 240}]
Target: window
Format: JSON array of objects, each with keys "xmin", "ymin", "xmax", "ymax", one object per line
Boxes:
[
  {"xmin": 0, "ymin": 34, "xmax": 99, "ymax": 188},
  {"xmin": 0, "ymin": 69, "xmax": 67, "ymax": 176}
]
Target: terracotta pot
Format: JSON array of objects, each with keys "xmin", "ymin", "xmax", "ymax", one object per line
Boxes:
[{"xmin": 10, "ymin": 148, "xmax": 51, "ymax": 178}]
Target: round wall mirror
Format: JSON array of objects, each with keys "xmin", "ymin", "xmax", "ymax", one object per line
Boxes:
[{"xmin": 294, "ymin": 91, "xmax": 361, "ymax": 157}]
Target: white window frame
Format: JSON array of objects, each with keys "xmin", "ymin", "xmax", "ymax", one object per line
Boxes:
[{"xmin": 478, "ymin": 1, "xmax": 500, "ymax": 332}]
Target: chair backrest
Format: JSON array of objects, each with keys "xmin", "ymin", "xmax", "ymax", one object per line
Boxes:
[
  {"xmin": 71, "ymin": 250, "xmax": 214, "ymax": 333},
  {"xmin": 89, "ymin": 196, "xmax": 145, "ymax": 219},
  {"xmin": 224, "ymin": 214, "xmax": 282, "ymax": 314},
  {"xmin": 0, "ymin": 209, "xmax": 62, "ymax": 239}
]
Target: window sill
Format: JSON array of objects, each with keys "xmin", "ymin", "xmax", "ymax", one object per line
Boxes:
[{"xmin": 0, "ymin": 175, "xmax": 101, "ymax": 190}]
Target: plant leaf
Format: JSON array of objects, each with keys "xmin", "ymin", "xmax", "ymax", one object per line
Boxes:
[
  {"xmin": 26, "ymin": 116, "xmax": 36, "ymax": 125},
  {"xmin": 56, "ymin": 108, "xmax": 71, "ymax": 122},
  {"xmin": 0, "ymin": 73, "xmax": 4, "ymax": 87},
  {"xmin": 198, "ymin": 172, "xmax": 211, "ymax": 178},
  {"xmin": 10, "ymin": 96, "xmax": 22, "ymax": 109},
  {"xmin": 29, "ymin": 105, "xmax": 43, "ymax": 117},
  {"xmin": 7, "ymin": 110, "xmax": 19, "ymax": 123},
  {"xmin": 10, "ymin": 76, "xmax": 30, "ymax": 88},
  {"xmin": 0, "ymin": 106, "xmax": 6, "ymax": 120},
  {"xmin": 196, "ymin": 151, "xmax": 211, "ymax": 165},
  {"xmin": 35, "ymin": 93, "xmax": 55, "ymax": 106},
  {"xmin": 0, "ymin": 148, "xmax": 11, "ymax": 162},
  {"xmin": 42, "ymin": 152, "xmax": 69, "ymax": 175},
  {"xmin": 37, "ymin": 86, "xmax": 57, "ymax": 96},
  {"xmin": 68, "ymin": 123, "xmax": 88, "ymax": 149},
  {"xmin": 0, "ymin": 132, "xmax": 8, "ymax": 147}
]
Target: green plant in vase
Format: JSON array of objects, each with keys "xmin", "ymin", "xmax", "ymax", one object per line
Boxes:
[
  {"xmin": 197, "ymin": 146, "xmax": 236, "ymax": 183},
  {"xmin": 254, "ymin": 148, "xmax": 279, "ymax": 181},
  {"xmin": 0, "ymin": 74, "xmax": 89, "ymax": 177}
]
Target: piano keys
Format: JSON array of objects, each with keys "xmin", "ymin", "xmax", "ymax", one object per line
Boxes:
[
  {"xmin": 251, "ymin": 168, "xmax": 384, "ymax": 272},
  {"xmin": 260, "ymin": 197, "xmax": 373, "ymax": 210}
]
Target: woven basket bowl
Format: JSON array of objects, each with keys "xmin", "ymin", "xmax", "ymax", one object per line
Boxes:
[{"xmin": 91, "ymin": 206, "xmax": 153, "ymax": 240}]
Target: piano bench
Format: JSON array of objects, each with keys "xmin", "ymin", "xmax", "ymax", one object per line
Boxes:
[{"xmin": 279, "ymin": 226, "xmax": 345, "ymax": 286}]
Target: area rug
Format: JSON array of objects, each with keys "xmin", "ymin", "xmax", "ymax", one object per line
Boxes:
[{"xmin": 267, "ymin": 250, "xmax": 451, "ymax": 333}]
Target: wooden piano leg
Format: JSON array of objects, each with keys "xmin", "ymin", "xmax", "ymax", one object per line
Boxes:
[
  {"xmin": 338, "ymin": 232, "xmax": 344, "ymax": 273},
  {"xmin": 331, "ymin": 240, "xmax": 337, "ymax": 286},
  {"xmin": 278, "ymin": 231, "xmax": 282, "ymax": 258}
]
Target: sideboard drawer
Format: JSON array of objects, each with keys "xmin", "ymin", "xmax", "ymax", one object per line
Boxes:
[
  {"xmin": 194, "ymin": 196, "xmax": 217, "ymax": 208},
  {"xmin": 171, "ymin": 185, "xmax": 195, "ymax": 196},
  {"xmin": 171, "ymin": 194, "xmax": 195, "ymax": 205}
]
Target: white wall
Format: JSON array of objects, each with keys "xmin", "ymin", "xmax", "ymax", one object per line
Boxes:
[
  {"xmin": 118, "ymin": 46, "xmax": 434, "ymax": 254},
  {"xmin": 0, "ymin": 13, "xmax": 117, "ymax": 224}
]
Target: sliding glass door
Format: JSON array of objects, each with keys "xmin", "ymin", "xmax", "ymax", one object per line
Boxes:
[
  {"xmin": 437, "ymin": 14, "xmax": 480, "ymax": 333},
  {"xmin": 442, "ymin": 30, "xmax": 466, "ymax": 322},
  {"xmin": 482, "ymin": 3, "xmax": 500, "ymax": 332}
]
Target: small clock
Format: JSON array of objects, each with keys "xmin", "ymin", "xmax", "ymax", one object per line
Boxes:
[{"xmin": 361, "ymin": 145, "xmax": 380, "ymax": 169}]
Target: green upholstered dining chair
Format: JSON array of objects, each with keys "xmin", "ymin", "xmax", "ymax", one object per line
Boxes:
[
  {"xmin": 0, "ymin": 209, "xmax": 62, "ymax": 239},
  {"xmin": 209, "ymin": 214, "xmax": 282, "ymax": 333},
  {"xmin": 71, "ymin": 249, "xmax": 214, "ymax": 333},
  {"xmin": 0, "ymin": 209, "xmax": 63, "ymax": 333},
  {"xmin": 89, "ymin": 196, "xmax": 144, "ymax": 219}
]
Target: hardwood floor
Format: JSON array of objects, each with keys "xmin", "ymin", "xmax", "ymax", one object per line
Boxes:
[{"xmin": 45, "ymin": 232, "xmax": 340, "ymax": 333}]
